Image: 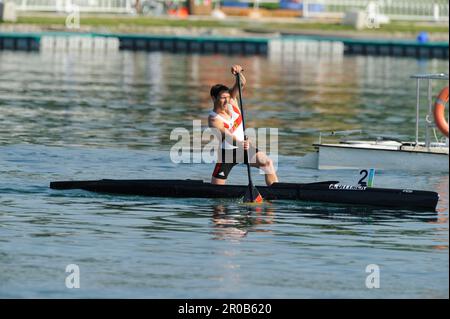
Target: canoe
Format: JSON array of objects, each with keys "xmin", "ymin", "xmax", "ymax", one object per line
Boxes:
[{"xmin": 49, "ymin": 179, "xmax": 439, "ymax": 211}]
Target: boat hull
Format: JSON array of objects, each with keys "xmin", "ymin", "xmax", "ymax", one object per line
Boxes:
[
  {"xmin": 299, "ymin": 143, "xmax": 449, "ymax": 172},
  {"xmin": 49, "ymin": 179, "xmax": 439, "ymax": 211}
]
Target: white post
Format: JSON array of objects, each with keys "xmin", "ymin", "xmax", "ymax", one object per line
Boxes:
[
  {"xmin": 433, "ymin": 3, "xmax": 440, "ymax": 22},
  {"xmin": 426, "ymin": 79, "xmax": 432, "ymax": 149},
  {"xmin": 415, "ymin": 78, "xmax": 420, "ymax": 146},
  {"xmin": 303, "ymin": 0, "xmax": 309, "ymax": 18},
  {"xmin": 56, "ymin": 0, "xmax": 63, "ymax": 13}
]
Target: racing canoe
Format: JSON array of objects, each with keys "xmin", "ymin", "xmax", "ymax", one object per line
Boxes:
[{"xmin": 49, "ymin": 179, "xmax": 439, "ymax": 211}]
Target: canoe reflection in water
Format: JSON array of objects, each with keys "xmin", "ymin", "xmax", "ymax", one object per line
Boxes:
[{"xmin": 211, "ymin": 204, "xmax": 274, "ymax": 241}]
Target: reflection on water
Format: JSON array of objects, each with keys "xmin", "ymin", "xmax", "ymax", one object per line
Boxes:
[
  {"xmin": 1, "ymin": 51, "xmax": 448, "ymax": 154},
  {"xmin": 210, "ymin": 202, "xmax": 442, "ymax": 243},
  {"xmin": 211, "ymin": 204, "xmax": 275, "ymax": 241},
  {"xmin": 429, "ymin": 175, "xmax": 449, "ymax": 250}
]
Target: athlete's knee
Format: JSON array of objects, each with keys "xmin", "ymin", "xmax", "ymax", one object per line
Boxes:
[
  {"xmin": 255, "ymin": 152, "xmax": 267, "ymax": 165},
  {"xmin": 261, "ymin": 158, "xmax": 273, "ymax": 169},
  {"xmin": 262, "ymin": 158, "xmax": 277, "ymax": 175}
]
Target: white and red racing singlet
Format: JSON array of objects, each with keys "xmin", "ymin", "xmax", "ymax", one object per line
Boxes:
[{"xmin": 209, "ymin": 99, "xmax": 245, "ymax": 150}]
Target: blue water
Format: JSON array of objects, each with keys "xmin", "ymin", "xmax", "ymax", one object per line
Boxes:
[{"xmin": 0, "ymin": 51, "xmax": 448, "ymax": 298}]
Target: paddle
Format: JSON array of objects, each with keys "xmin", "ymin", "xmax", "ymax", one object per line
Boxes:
[{"xmin": 235, "ymin": 72, "xmax": 263, "ymax": 203}]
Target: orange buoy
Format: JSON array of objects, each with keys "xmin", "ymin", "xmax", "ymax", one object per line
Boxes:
[{"xmin": 434, "ymin": 86, "xmax": 449, "ymax": 137}]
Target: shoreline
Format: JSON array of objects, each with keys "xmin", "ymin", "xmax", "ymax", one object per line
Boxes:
[
  {"xmin": 1, "ymin": 13, "xmax": 448, "ymax": 57},
  {"xmin": 0, "ymin": 13, "xmax": 448, "ymax": 42}
]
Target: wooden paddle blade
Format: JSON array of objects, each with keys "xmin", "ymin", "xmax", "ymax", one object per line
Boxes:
[{"xmin": 244, "ymin": 185, "xmax": 263, "ymax": 203}]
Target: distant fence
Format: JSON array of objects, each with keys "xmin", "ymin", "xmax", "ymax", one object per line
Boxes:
[
  {"xmin": 223, "ymin": 0, "xmax": 449, "ymax": 22},
  {"xmin": 301, "ymin": 0, "xmax": 449, "ymax": 22},
  {"xmin": 9, "ymin": 0, "xmax": 135, "ymax": 13},
  {"xmin": 6, "ymin": 0, "xmax": 450, "ymax": 21}
]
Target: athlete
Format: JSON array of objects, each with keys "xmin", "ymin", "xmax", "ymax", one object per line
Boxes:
[{"xmin": 208, "ymin": 65, "xmax": 278, "ymax": 186}]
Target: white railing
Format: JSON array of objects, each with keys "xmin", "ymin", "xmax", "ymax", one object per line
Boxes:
[
  {"xmin": 223, "ymin": 0, "xmax": 449, "ymax": 22},
  {"xmin": 9, "ymin": 0, "xmax": 135, "ymax": 13},
  {"xmin": 301, "ymin": 0, "xmax": 449, "ymax": 22},
  {"xmin": 6, "ymin": 0, "xmax": 450, "ymax": 21}
]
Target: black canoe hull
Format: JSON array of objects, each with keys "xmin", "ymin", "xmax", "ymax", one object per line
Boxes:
[{"xmin": 49, "ymin": 179, "xmax": 439, "ymax": 211}]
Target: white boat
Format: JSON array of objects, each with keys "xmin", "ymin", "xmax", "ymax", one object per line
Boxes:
[{"xmin": 299, "ymin": 73, "xmax": 449, "ymax": 172}]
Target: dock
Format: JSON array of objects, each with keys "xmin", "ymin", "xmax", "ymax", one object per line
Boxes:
[{"xmin": 0, "ymin": 32, "xmax": 448, "ymax": 59}]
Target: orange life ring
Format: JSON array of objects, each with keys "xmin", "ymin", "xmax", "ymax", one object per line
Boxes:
[{"xmin": 434, "ymin": 86, "xmax": 449, "ymax": 137}]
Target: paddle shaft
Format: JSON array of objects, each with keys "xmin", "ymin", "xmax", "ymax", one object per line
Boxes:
[{"xmin": 236, "ymin": 73, "xmax": 255, "ymax": 201}]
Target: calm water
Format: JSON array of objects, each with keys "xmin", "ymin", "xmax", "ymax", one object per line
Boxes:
[{"xmin": 0, "ymin": 50, "xmax": 448, "ymax": 298}]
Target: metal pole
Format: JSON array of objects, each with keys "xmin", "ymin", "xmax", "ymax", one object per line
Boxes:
[
  {"xmin": 415, "ymin": 78, "xmax": 420, "ymax": 145},
  {"xmin": 426, "ymin": 79, "xmax": 432, "ymax": 149}
]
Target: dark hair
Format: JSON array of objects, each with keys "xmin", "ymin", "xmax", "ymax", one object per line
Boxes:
[{"xmin": 210, "ymin": 84, "xmax": 230, "ymax": 99}]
